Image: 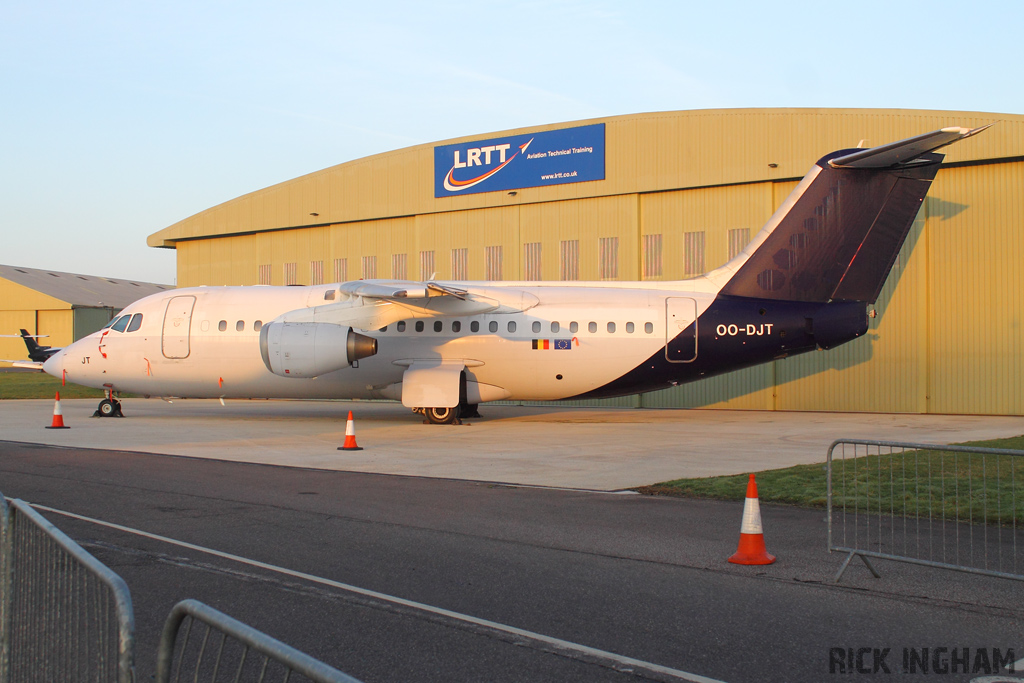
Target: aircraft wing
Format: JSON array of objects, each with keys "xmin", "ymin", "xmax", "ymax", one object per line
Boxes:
[
  {"xmin": 276, "ymin": 280, "xmax": 512, "ymax": 330},
  {"xmin": 0, "ymin": 360, "xmax": 44, "ymax": 369}
]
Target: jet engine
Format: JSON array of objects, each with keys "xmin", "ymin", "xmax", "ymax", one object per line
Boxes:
[{"xmin": 259, "ymin": 322, "xmax": 378, "ymax": 378}]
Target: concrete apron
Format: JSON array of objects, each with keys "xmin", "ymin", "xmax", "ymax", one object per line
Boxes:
[{"xmin": 3, "ymin": 398, "xmax": 1024, "ymax": 491}]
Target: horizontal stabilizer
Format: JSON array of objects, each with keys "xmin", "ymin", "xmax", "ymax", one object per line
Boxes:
[{"xmin": 828, "ymin": 125, "xmax": 993, "ymax": 168}]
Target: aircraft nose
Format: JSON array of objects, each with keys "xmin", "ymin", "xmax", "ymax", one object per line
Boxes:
[{"xmin": 43, "ymin": 349, "xmax": 64, "ymax": 379}]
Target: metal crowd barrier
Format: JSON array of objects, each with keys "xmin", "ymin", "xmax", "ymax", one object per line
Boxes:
[
  {"xmin": 827, "ymin": 439, "xmax": 1024, "ymax": 583},
  {"xmin": 156, "ymin": 600, "xmax": 361, "ymax": 683},
  {"xmin": 0, "ymin": 496, "xmax": 136, "ymax": 683},
  {"xmin": 0, "ymin": 495, "xmax": 9, "ymax": 683},
  {"xmin": 0, "ymin": 491, "xmax": 362, "ymax": 682}
]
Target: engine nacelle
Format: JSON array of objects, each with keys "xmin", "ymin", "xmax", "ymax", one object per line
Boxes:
[{"xmin": 259, "ymin": 322, "xmax": 378, "ymax": 378}]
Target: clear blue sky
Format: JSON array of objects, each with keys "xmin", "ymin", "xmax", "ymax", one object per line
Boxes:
[{"xmin": 2, "ymin": 1, "xmax": 1020, "ymax": 285}]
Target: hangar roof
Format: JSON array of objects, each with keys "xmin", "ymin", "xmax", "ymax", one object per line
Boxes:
[
  {"xmin": 0, "ymin": 264, "xmax": 172, "ymax": 309},
  {"xmin": 148, "ymin": 107, "xmax": 1024, "ymax": 249}
]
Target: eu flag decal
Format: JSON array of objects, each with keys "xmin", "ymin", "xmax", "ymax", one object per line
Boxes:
[{"xmin": 533, "ymin": 339, "xmax": 572, "ymax": 350}]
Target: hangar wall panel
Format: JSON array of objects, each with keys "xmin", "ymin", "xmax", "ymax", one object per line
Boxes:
[
  {"xmin": 928, "ymin": 161, "xmax": 1024, "ymax": 414},
  {"xmin": 0, "ymin": 311, "xmax": 40, "ymax": 361},
  {"xmin": 639, "ymin": 182, "xmax": 773, "ymax": 281},
  {"xmin": 0, "ymin": 278, "xmax": 73, "ymax": 363},
  {"xmin": 36, "ymin": 310, "xmax": 74, "ymax": 350},
  {"xmin": 74, "ymin": 308, "xmax": 116, "ymax": 339}
]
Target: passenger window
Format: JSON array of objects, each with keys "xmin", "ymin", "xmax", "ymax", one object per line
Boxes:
[
  {"xmin": 489, "ymin": 321, "xmax": 498, "ymax": 333},
  {"xmin": 324, "ymin": 290, "xmax": 336, "ymax": 301},
  {"xmin": 397, "ymin": 321, "xmax": 406, "ymax": 332},
  {"xmin": 219, "ymin": 321, "xmax": 227, "ymax": 332},
  {"xmin": 254, "ymin": 320, "xmax": 262, "ymax": 331},
  {"xmin": 236, "ymin": 320, "xmax": 245, "ymax": 332},
  {"xmin": 607, "ymin": 322, "xmax": 616, "ymax": 333},
  {"xmin": 588, "ymin": 322, "xmax": 597, "ymax": 333},
  {"xmin": 471, "ymin": 321, "xmax": 479, "ymax": 333},
  {"xmin": 452, "ymin": 321, "xmax": 461, "ymax": 333},
  {"xmin": 532, "ymin": 321, "xmax": 541, "ymax": 333},
  {"xmin": 201, "ymin": 320, "xmax": 210, "ymax": 332},
  {"xmin": 126, "ymin": 313, "xmax": 143, "ymax": 333},
  {"xmin": 626, "ymin": 322, "xmax": 634, "ymax": 334},
  {"xmin": 508, "ymin": 321, "xmax": 517, "ymax": 333},
  {"xmin": 415, "ymin": 321, "xmax": 424, "ymax": 332},
  {"xmin": 111, "ymin": 316, "xmax": 131, "ymax": 333},
  {"xmin": 570, "ymin": 322, "xmax": 578, "ymax": 333},
  {"xmin": 645, "ymin": 322, "xmax": 654, "ymax": 334},
  {"xmin": 551, "ymin": 322, "xmax": 560, "ymax": 333},
  {"xmin": 433, "ymin": 321, "xmax": 442, "ymax": 332}
]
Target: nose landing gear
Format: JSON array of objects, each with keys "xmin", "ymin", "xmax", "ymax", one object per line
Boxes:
[{"xmin": 93, "ymin": 389, "xmax": 124, "ymax": 418}]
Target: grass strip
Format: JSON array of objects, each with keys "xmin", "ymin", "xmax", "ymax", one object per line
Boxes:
[
  {"xmin": 638, "ymin": 435, "xmax": 1024, "ymax": 526},
  {"xmin": 0, "ymin": 371, "xmax": 108, "ymax": 400}
]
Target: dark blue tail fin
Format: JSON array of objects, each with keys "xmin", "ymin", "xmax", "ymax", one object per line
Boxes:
[{"xmin": 721, "ymin": 126, "xmax": 989, "ymax": 304}]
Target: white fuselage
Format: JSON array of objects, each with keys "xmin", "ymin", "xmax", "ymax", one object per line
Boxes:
[{"xmin": 46, "ymin": 282, "xmax": 717, "ymax": 402}]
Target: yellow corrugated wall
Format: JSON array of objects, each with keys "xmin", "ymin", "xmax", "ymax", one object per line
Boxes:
[
  {"xmin": 151, "ymin": 109, "xmax": 1022, "ymax": 250},
  {"xmin": 0, "ymin": 278, "xmax": 73, "ymax": 364},
  {"xmin": 928, "ymin": 161, "xmax": 1024, "ymax": 414},
  {"xmin": 0, "ymin": 311, "xmax": 41, "ymax": 362}
]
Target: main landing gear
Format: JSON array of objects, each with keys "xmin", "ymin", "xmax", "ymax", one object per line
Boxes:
[
  {"xmin": 93, "ymin": 389, "xmax": 124, "ymax": 418},
  {"xmin": 415, "ymin": 403, "xmax": 480, "ymax": 425}
]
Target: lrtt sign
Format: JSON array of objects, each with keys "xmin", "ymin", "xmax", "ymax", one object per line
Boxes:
[{"xmin": 433, "ymin": 123, "xmax": 605, "ymax": 197}]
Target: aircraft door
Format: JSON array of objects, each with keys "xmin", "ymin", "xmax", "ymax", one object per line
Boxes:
[
  {"xmin": 665, "ymin": 297, "xmax": 697, "ymax": 363},
  {"xmin": 162, "ymin": 295, "xmax": 196, "ymax": 359}
]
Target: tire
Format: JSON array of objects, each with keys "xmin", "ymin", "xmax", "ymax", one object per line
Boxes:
[
  {"xmin": 425, "ymin": 406, "xmax": 460, "ymax": 425},
  {"xmin": 98, "ymin": 399, "xmax": 116, "ymax": 417}
]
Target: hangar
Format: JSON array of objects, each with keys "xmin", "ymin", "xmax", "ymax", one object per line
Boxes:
[
  {"xmin": 147, "ymin": 108, "xmax": 1024, "ymax": 415},
  {"xmin": 0, "ymin": 264, "xmax": 171, "ymax": 364}
]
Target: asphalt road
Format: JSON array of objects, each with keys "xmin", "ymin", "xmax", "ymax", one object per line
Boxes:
[{"xmin": 0, "ymin": 440, "xmax": 1021, "ymax": 682}]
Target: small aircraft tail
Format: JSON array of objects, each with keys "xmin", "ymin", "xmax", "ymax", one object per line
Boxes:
[
  {"xmin": 716, "ymin": 126, "xmax": 990, "ymax": 304},
  {"xmin": 19, "ymin": 329, "xmax": 57, "ymax": 363}
]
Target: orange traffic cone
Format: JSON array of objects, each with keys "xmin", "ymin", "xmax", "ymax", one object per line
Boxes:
[
  {"xmin": 46, "ymin": 392, "xmax": 70, "ymax": 430},
  {"xmin": 337, "ymin": 411, "xmax": 363, "ymax": 451},
  {"xmin": 728, "ymin": 473, "xmax": 775, "ymax": 565}
]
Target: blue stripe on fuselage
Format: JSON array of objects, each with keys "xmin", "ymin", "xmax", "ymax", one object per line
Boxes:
[{"xmin": 568, "ymin": 296, "xmax": 867, "ymax": 400}]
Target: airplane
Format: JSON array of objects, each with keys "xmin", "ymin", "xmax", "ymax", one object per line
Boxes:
[
  {"xmin": 42, "ymin": 126, "xmax": 989, "ymax": 423},
  {"xmin": 0, "ymin": 329, "xmax": 60, "ymax": 369}
]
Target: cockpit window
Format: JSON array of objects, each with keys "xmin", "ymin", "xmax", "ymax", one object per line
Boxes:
[
  {"xmin": 102, "ymin": 316, "xmax": 120, "ymax": 330},
  {"xmin": 111, "ymin": 316, "xmax": 131, "ymax": 333},
  {"xmin": 126, "ymin": 313, "xmax": 143, "ymax": 333}
]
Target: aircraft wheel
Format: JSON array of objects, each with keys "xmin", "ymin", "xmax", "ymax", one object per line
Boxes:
[
  {"xmin": 424, "ymin": 406, "xmax": 460, "ymax": 425},
  {"xmin": 98, "ymin": 399, "xmax": 116, "ymax": 417}
]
